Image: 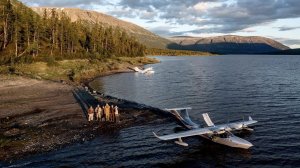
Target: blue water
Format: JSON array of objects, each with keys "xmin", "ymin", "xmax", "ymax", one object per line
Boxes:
[{"xmin": 3, "ymin": 55, "xmax": 300, "ymax": 167}]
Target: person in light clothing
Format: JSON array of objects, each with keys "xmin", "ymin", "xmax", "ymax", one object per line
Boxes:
[
  {"xmin": 115, "ymin": 105, "xmax": 119, "ymax": 123},
  {"xmin": 104, "ymin": 103, "xmax": 110, "ymax": 121},
  {"xmin": 95, "ymin": 104, "xmax": 102, "ymax": 121},
  {"xmin": 88, "ymin": 106, "xmax": 94, "ymax": 122}
]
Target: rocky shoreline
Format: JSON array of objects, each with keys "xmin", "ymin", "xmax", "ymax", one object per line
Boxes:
[{"xmin": 0, "ymin": 75, "xmax": 172, "ymax": 162}]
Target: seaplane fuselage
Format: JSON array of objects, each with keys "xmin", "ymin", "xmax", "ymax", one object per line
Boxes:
[{"xmin": 200, "ymin": 132, "xmax": 253, "ymax": 149}]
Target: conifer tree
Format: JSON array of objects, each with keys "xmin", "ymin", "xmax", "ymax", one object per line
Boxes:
[{"xmin": 0, "ymin": 0, "xmax": 146, "ymax": 65}]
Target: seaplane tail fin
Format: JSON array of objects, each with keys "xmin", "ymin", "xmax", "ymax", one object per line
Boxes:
[
  {"xmin": 249, "ymin": 116, "xmax": 253, "ymax": 121},
  {"xmin": 202, "ymin": 113, "xmax": 215, "ymax": 127},
  {"xmin": 165, "ymin": 107, "xmax": 199, "ymax": 129}
]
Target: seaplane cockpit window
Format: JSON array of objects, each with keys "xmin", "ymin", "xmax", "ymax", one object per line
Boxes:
[{"xmin": 219, "ymin": 132, "xmax": 229, "ymax": 138}]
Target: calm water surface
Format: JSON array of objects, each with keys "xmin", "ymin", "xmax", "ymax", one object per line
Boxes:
[{"xmin": 3, "ymin": 55, "xmax": 300, "ymax": 167}]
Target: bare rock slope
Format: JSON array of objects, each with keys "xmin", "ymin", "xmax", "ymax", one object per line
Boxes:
[
  {"xmin": 31, "ymin": 7, "xmax": 171, "ymax": 49},
  {"xmin": 169, "ymin": 35, "xmax": 290, "ymax": 54}
]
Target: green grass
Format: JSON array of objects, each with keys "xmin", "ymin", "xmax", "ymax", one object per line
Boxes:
[{"xmin": 0, "ymin": 57, "xmax": 159, "ymax": 83}]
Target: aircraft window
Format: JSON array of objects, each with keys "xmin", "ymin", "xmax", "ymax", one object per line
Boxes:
[{"xmin": 219, "ymin": 133, "xmax": 229, "ymax": 138}]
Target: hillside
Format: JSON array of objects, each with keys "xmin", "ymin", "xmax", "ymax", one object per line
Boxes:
[
  {"xmin": 168, "ymin": 35, "xmax": 290, "ymax": 54},
  {"xmin": 264, "ymin": 48, "xmax": 300, "ymax": 55},
  {"xmin": 31, "ymin": 7, "xmax": 172, "ymax": 49}
]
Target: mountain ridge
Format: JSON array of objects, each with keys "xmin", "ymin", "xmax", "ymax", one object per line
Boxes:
[
  {"xmin": 168, "ymin": 35, "xmax": 290, "ymax": 54},
  {"xmin": 263, "ymin": 48, "xmax": 300, "ymax": 55}
]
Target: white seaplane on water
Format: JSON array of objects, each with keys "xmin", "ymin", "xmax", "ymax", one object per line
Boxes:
[
  {"xmin": 133, "ymin": 67, "xmax": 155, "ymax": 74},
  {"xmin": 153, "ymin": 107, "xmax": 258, "ymax": 149}
]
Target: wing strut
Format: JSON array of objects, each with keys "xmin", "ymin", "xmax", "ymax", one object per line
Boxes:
[{"xmin": 202, "ymin": 113, "xmax": 215, "ymax": 127}]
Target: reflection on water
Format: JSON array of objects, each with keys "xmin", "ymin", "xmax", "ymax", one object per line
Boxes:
[{"xmin": 3, "ymin": 55, "xmax": 300, "ymax": 167}]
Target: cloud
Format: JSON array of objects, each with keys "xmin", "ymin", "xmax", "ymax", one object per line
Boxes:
[
  {"xmin": 271, "ymin": 37, "xmax": 300, "ymax": 47},
  {"xmin": 114, "ymin": 0, "xmax": 300, "ymax": 33},
  {"xmin": 240, "ymin": 28, "xmax": 256, "ymax": 33},
  {"xmin": 149, "ymin": 26, "xmax": 182, "ymax": 36},
  {"xmin": 20, "ymin": 0, "xmax": 109, "ymax": 9},
  {"xmin": 20, "ymin": 0, "xmax": 300, "ymax": 35},
  {"xmin": 146, "ymin": 20, "xmax": 157, "ymax": 23},
  {"xmin": 280, "ymin": 39, "xmax": 300, "ymax": 46},
  {"xmin": 193, "ymin": 2, "xmax": 220, "ymax": 12},
  {"xmin": 275, "ymin": 26, "xmax": 300, "ymax": 31}
]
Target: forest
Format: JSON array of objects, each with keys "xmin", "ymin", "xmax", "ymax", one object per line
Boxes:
[{"xmin": 0, "ymin": 0, "xmax": 146, "ymax": 65}]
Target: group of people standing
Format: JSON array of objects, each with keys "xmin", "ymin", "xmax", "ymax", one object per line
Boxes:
[{"xmin": 88, "ymin": 103, "xmax": 120, "ymax": 123}]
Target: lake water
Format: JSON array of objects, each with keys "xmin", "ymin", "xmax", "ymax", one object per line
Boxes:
[{"xmin": 3, "ymin": 55, "xmax": 300, "ymax": 167}]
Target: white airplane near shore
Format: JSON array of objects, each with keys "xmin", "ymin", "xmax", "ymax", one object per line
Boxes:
[
  {"xmin": 153, "ymin": 107, "xmax": 257, "ymax": 149},
  {"xmin": 133, "ymin": 67, "xmax": 155, "ymax": 74}
]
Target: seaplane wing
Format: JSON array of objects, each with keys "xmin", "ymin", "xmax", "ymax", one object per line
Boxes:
[
  {"xmin": 133, "ymin": 67, "xmax": 154, "ymax": 74},
  {"xmin": 237, "ymin": 117, "xmax": 257, "ymax": 127},
  {"xmin": 153, "ymin": 127, "xmax": 212, "ymax": 141},
  {"xmin": 202, "ymin": 113, "xmax": 257, "ymax": 131},
  {"xmin": 224, "ymin": 116, "xmax": 258, "ymax": 131}
]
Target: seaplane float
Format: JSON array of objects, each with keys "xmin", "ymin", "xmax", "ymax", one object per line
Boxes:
[
  {"xmin": 133, "ymin": 67, "xmax": 155, "ymax": 74},
  {"xmin": 153, "ymin": 107, "xmax": 258, "ymax": 149}
]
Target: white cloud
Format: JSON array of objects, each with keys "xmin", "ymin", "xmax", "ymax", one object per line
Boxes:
[{"xmin": 193, "ymin": 2, "xmax": 220, "ymax": 12}]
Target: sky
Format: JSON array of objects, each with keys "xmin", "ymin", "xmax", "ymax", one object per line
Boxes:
[{"xmin": 21, "ymin": 0, "xmax": 300, "ymax": 48}]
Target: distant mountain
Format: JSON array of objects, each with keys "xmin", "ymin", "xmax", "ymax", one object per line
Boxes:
[
  {"xmin": 31, "ymin": 7, "xmax": 172, "ymax": 49},
  {"xmin": 264, "ymin": 48, "xmax": 300, "ymax": 55},
  {"xmin": 168, "ymin": 35, "xmax": 290, "ymax": 54}
]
